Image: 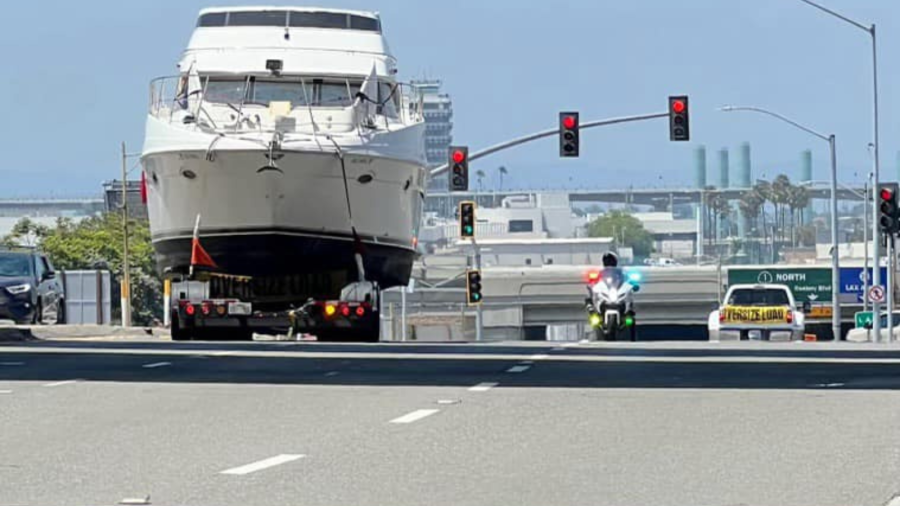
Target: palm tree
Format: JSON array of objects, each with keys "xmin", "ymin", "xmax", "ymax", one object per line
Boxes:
[
  {"xmin": 771, "ymin": 175, "xmax": 792, "ymax": 244},
  {"xmin": 497, "ymin": 166, "xmax": 508, "ymax": 191},
  {"xmin": 787, "ymin": 185, "xmax": 809, "ymax": 247},
  {"xmin": 475, "ymin": 169, "xmax": 486, "ymax": 192}
]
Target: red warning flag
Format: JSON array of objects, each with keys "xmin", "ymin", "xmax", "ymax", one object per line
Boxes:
[
  {"xmin": 189, "ymin": 215, "xmax": 217, "ymax": 276},
  {"xmin": 191, "ymin": 238, "xmax": 217, "ymax": 269}
]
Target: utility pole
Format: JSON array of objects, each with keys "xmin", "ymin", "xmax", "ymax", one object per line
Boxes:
[{"xmin": 120, "ymin": 142, "xmax": 132, "ymax": 328}]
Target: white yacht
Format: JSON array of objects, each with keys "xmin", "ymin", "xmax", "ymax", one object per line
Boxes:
[{"xmin": 141, "ymin": 7, "xmax": 426, "ymax": 288}]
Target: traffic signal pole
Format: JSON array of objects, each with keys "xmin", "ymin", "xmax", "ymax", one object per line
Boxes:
[{"xmin": 429, "ymin": 111, "xmax": 669, "ymax": 178}]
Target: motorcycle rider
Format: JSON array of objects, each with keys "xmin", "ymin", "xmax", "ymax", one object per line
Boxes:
[{"xmin": 600, "ymin": 252, "xmax": 625, "ymax": 285}]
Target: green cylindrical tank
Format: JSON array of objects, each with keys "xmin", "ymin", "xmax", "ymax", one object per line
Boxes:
[
  {"xmin": 801, "ymin": 150, "xmax": 813, "ymax": 224},
  {"xmin": 719, "ymin": 148, "xmax": 729, "ymax": 188},
  {"xmin": 694, "ymin": 145, "xmax": 707, "ymax": 188},
  {"xmin": 736, "ymin": 143, "xmax": 751, "ymax": 237},
  {"xmin": 738, "ymin": 142, "xmax": 751, "ymax": 187}
]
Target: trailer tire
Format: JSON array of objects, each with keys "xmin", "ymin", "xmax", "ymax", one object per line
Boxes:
[{"xmin": 170, "ymin": 313, "xmax": 192, "ymax": 341}]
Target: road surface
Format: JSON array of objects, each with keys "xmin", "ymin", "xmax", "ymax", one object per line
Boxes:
[{"xmin": 2, "ymin": 338, "xmax": 900, "ymax": 506}]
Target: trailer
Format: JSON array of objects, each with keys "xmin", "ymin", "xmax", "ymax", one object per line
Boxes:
[{"xmin": 168, "ymin": 273, "xmax": 380, "ymax": 342}]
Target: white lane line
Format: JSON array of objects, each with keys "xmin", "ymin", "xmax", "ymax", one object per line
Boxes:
[
  {"xmin": 563, "ymin": 342, "xmax": 580, "ymax": 347},
  {"xmin": 323, "ymin": 371, "xmax": 340, "ymax": 377},
  {"xmin": 506, "ymin": 365, "xmax": 531, "ymax": 373},
  {"xmin": 220, "ymin": 454, "xmax": 305, "ymax": 475},
  {"xmin": 519, "ymin": 360, "xmax": 534, "ymax": 365},
  {"xmin": 0, "ymin": 389, "xmax": 12, "ymax": 394},
  {"xmin": 389, "ymin": 409, "xmax": 440, "ymax": 424},
  {"xmin": 468, "ymin": 382, "xmax": 498, "ymax": 392},
  {"xmin": 142, "ymin": 361, "xmax": 172, "ymax": 369},
  {"xmin": 0, "ymin": 361, "xmax": 24, "ymax": 366},
  {"xmin": 551, "ymin": 347, "xmax": 565, "ymax": 352},
  {"xmin": 530, "ymin": 354, "xmax": 548, "ymax": 360},
  {"xmin": 43, "ymin": 379, "xmax": 78, "ymax": 387}
]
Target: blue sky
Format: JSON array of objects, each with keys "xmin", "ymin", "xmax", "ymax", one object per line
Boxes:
[{"xmin": 1, "ymin": 0, "xmax": 898, "ymax": 196}]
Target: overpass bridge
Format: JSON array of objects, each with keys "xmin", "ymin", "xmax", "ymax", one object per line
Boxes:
[{"xmin": 425, "ymin": 184, "xmax": 867, "ymax": 213}]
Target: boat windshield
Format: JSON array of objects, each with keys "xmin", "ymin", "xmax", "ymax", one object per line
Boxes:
[{"xmin": 203, "ymin": 77, "xmax": 402, "ymax": 111}]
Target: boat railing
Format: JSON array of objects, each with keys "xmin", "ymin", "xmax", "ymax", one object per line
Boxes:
[{"xmin": 149, "ymin": 75, "xmax": 424, "ymax": 135}]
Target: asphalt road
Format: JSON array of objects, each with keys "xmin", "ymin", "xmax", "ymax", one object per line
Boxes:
[{"xmin": 3, "ymin": 338, "xmax": 900, "ymax": 506}]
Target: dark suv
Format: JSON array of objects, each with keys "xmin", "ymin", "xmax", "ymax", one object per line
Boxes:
[{"xmin": 0, "ymin": 250, "xmax": 64, "ymax": 324}]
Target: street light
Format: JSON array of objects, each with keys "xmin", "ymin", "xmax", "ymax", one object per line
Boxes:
[
  {"xmin": 720, "ymin": 105, "xmax": 841, "ymax": 341},
  {"xmin": 796, "ymin": 0, "xmax": 882, "ymax": 339}
]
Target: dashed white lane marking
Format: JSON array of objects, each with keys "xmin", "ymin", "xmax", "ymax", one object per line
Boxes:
[
  {"xmin": 142, "ymin": 362, "xmax": 172, "ymax": 369},
  {"xmin": 43, "ymin": 379, "xmax": 78, "ymax": 387},
  {"xmin": 468, "ymin": 382, "xmax": 498, "ymax": 392},
  {"xmin": 563, "ymin": 342, "xmax": 580, "ymax": 347},
  {"xmin": 324, "ymin": 371, "xmax": 340, "ymax": 377},
  {"xmin": 506, "ymin": 365, "xmax": 531, "ymax": 373},
  {"xmin": 0, "ymin": 389, "xmax": 12, "ymax": 394},
  {"xmin": 530, "ymin": 354, "xmax": 548, "ymax": 360},
  {"xmin": 519, "ymin": 360, "xmax": 534, "ymax": 365},
  {"xmin": 0, "ymin": 361, "xmax": 24, "ymax": 366},
  {"xmin": 815, "ymin": 382, "xmax": 845, "ymax": 388},
  {"xmin": 389, "ymin": 409, "xmax": 440, "ymax": 424},
  {"xmin": 436, "ymin": 399, "xmax": 460, "ymax": 405},
  {"xmin": 220, "ymin": 454, "xmax": 306, "ymax": 475}
]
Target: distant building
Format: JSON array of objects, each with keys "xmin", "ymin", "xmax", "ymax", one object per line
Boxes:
[
  {"xmin": 412, "ymin": 79, "xmax": 453, "ymax": 191},
  {"xmin": 102, "ymin": 180, "xmax": 147, "ymax": 219}
]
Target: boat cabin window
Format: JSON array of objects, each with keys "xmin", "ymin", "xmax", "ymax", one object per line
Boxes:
[
  {"xmin": 196, "ymin": 11, "xmax": 381, "ymax": 32},
  {"xmin": 227, "ymin": 11, "xmax": 288, "ymax": 27},
  {"xmin": 202, "ymin": 78, "xmax": 365, "ymax": 108}
]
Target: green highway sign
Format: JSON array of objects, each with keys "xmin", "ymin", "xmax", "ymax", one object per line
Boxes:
[
  {"xmin": 855, "ymin": 311, "xmax": 874, "ymax": 329},
  {"xmin": 727, "ymin": 267, "xmax": 832, "ymax": 303}
]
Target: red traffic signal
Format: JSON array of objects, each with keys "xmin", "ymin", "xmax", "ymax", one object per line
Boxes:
[
  {"xmin": 448, "ymin": 146, "xmax": 469, "ymax": 191},
  {"xmin": 881, "ymin": 188, "xmax": 894, "ymax": 201},
  {"xmin": 668, "ymin": 96, "xmax": 690, "ymax": 141},
  {"xmin": 559, "ymin": 111, "xmax": 579, "ymax": 157}
]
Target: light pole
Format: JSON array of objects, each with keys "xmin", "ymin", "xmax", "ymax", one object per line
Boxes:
[
  {"xmin": 796, "ymin": 0, "xmax": 882, "ymax": 338},
  {"xmin": 720, "ymin": 105, "xmax": 841, "ymax": 341}
]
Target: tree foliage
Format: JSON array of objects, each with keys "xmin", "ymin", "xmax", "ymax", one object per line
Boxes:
[
  {"xmin": 587, "ymin": 210, "xmax": 653, "ymax": 258},
  {"xmin": 3, "ymin": 214, "xmax": 162, "ymax": 326}
]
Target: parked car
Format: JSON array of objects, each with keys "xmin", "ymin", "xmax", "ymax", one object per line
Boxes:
[{"xmin": 0, "ymin": 249, "xmax": 64, "ymax": 324}]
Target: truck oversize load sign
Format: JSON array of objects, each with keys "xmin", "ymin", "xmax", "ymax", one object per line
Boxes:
[{"xmin": 722, "ymin": 305, "xmax": 788, "ymax": 324}]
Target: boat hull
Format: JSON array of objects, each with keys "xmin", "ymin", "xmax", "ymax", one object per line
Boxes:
[{"xmin": 142, "ymin": 147, "xmax": 425, "ymax": 287}]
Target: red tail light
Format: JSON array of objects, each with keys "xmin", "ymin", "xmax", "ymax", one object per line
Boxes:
[
  {"xmin": 340, "ymin": 304, "xmax": 351, "ymax": 317},
  {"xmin": 587, "ymin": 271, "xmax": 601, "ymax": 285},
  {"xmin": 356, "ymin": 306, "xmax": 365, "ymax": 317},
  {"xmin": 718, "ymin": 311, "xmax": 725, "ymax": 323},
  {"xmin": 185, "ymin": 304, "xmax": 196, "ymax": 316},
  {"xmin": 201, "ymin": 302, "xmax": 211, "ymax": 316},
  {"xmin": 786, "ymin": 310, "xmax": 793, "ymax": 324}
]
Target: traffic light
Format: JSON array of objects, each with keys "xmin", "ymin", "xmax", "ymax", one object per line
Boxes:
[
  {"xmin": 449, "ymin": 146, "xmax": 469, "ymax": 191},
  {"xmin": 879, "ymin": 184, "xmax": 899, "ymax": 234},
  {"xmin": 559, "ymin": 112, "xmax": 579, "ymax": 157},
  {"xmin": 459, "ymin": 201, "xmax": 475, "ymax": 238},
  {"xmin": 668, "ymin": 96, "xmax": 690, "ymax": 141},
  {"xmin": 466, "ymin": 269, "xmax": 483, "ymax": 305}
]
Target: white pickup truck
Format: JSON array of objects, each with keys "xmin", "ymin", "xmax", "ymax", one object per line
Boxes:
[{"xmin": 708, "ymin": 283, "xmax": 806, "ymax": 341}]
